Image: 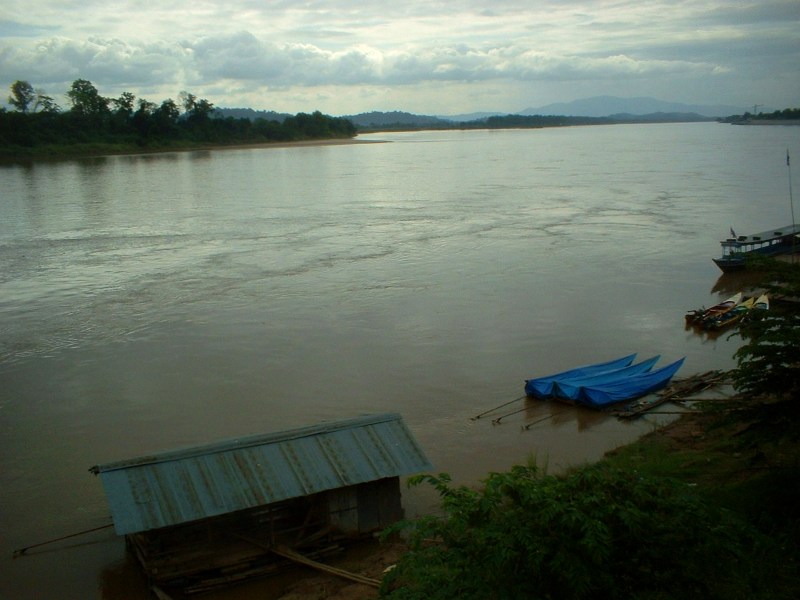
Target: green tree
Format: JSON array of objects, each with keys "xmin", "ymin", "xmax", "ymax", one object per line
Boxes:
[
  {"xmin": 33, "ymin": 92, "xmax": 60, "ymax": 114},
  {"xmin": 178, "ymin": 90, "xmax": 197, "ymax": 114},
  {"xmin": 383, "ymin": 465, "xmax": 767, "ymax": 600},
  {"xmin": 157, "ymin": 98, "xmax": 180, "ymax": 122},
  {"xmin": 67, "ymin": 79, "xmax": 109, "ymax": 116},
  {"xmin": 9, "ymin": 80, "xmax": 36, "ymax": 113},
  {"xmin": 732, "ymin": 258, "xmax": 800, "ymax": 402},
  {"xmin": 112, "ymin": 92, "xmax": 136, "ymax": 118}
]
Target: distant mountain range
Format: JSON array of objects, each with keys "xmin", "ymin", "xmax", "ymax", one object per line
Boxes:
[
  {"xmin": 523, "ymin": 96, "xmax": 750, "ymax": 119},
  {"xmin": 443, "ymin": 96, "xmax": 751, "ymax": 122},
  {"xmin": 217, "ymin": 96, "xmax": 758, "ymax": 129}
]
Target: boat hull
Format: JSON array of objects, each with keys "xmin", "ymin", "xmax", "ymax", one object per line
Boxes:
[
  {"xmin": 578, "ymin": 358, "xmax": 686, "ymax": 408},
  {"xmin": 713, "ymin": 225, "xmax": 800, "ymax": 272},
  {"xmin": 553, "ymin": 356, "xmax": 661, "ymax": 401},
  {"xmin": 703, "ymin": 297, "xmax": 755, "ymax": 330},
  {"xmin": 524, "ymin": 354, "xmax": 636, "ymax": 399}
]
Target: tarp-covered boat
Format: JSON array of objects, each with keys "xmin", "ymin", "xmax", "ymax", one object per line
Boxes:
[
  {"xmin": 553, "ymin": 356, "xmax": 661, "ymax": 401},
  {"xmin": 578, "ymin": 357, "xmax": 685, "ymax": 408},
  {"xmin": 524, "ymin": 354, "xmax": 636, "ymax": 399}
]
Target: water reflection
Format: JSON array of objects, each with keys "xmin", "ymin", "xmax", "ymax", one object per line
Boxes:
[{"xmin": 711, "ymin": 271, "xmax": 769, "ymax": 295}]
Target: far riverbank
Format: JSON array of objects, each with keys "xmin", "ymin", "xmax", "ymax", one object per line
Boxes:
[{"xmin": 0, "ymin": 136, "xmax": 384, "ymax": 164}]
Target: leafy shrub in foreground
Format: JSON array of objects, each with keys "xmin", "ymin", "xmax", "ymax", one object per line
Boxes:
[{"xmin": 381, "ymin": 464, "xmax": 768, "ymax": 600}]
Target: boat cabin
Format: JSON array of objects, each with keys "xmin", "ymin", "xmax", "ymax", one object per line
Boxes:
[
  {"xmin": 90, "ymin": 413, "xmax": 432, "ymax": 594},
  {"xmin": 713, "ymin": 224, "xmax": 800, "ymax": 272}
]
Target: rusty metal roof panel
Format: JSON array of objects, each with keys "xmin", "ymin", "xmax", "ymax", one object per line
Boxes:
[{"xmin": 92, "ymin": 413, "xmax": 433, "ymax": 535}]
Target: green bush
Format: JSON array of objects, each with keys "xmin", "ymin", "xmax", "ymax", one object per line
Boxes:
[{"xmin": 382, "ymin": 464, "xmax": 770, "ymax": 600}]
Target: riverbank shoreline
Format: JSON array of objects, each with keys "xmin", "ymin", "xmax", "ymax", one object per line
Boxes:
[{"xmin": 0, "ymin": 136, "xmax": 385, "ymax": 164}]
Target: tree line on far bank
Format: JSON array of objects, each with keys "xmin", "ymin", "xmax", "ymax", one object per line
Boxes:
[
  {"xmin": 719, "ymin": 107, "xmax": 800, "ymax": 123},
  {"xmin": 1, "ymin": 79, "xmax": 356, "ymax": 157}
]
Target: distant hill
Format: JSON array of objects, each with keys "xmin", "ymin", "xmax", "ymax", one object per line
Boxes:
[
  {"xmin": 521, "ymin": 96, "xmax": 748, "ymax": 119},
  {"xmin": 342, "ymin": 111, "xmax": 452, "ymax": 128},
  {"xmin": 215, "ymin": 107, "xmax": 293, "ymax": 121},
  {"xmin": 608, "ymin": 112, "xmax": 714, "ymax": 123},
  {"xmin": 216, "ymin": 97, "xmax": 758, "ymax": 130},
  {"xmin": 438, "ymin": 111, "xmax": 504, "ymax": 123}
]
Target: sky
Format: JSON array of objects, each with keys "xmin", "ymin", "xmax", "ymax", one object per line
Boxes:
[{"xmin": 1, "ymin": 0, "xmax": 798, "ymax": 116}]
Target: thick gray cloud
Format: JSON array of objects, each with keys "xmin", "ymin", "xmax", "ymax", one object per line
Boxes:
[{"xmin": 1, "ymin": 0, "xmax": 797, "ymax": 114}]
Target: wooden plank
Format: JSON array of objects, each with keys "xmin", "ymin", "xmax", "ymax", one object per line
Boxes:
[
  {"xmin": 230, "ymin": 533, "xmax": 381, "ymax": 588},
  {"xmin": 150, "ymin": 586, "xmax": 174, "ymax": 600},
  {"xmin": 272, "ymin": 545, "xmax": 381, "ymax": 588},
  {"xmin": 615, "ymin": 371, "xmax": 728, "ymax": 419}
]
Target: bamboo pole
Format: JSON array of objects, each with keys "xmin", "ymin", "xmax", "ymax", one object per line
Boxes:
[
  {"xmin": 272, "ymin": 545, "xmax": 381, "ymax": 588},
  {"xmin": 491, "ymin": 405, "xmax": 531, "ymax": 424},
  {"xmin": 471, "ymin": 395, "xmax": 527, "ymax": 420},
  {"xmin": 523, "ymin": 406, "xmax": 573, "ymax": 430},
  {"xmin": 150, "ymin": 586, "xmax": 175, "ymax": 600},
  {"xmin": 12, "ymin": 523, "xmax": 114, "ymax": 557},
  {"xmin": 229, "ymin": 533, "xmax": 381, "ymax": 588}
]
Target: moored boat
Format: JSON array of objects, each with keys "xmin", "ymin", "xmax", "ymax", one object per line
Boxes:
[
  {"xmin": 553, "ymin": 356, "xmax": 661, "ymax": 401},
  {"xmin": 751, "ymin": 293, "xmax": 769, "ymax": 311},
  {"xmin": 685, "ymin": 292, "xmax": 742, "ymax": 324},
  {"xmin": 578, "ymin": 358, "xmax": 686, "ymax": 408},
  {"xmin": 524, "ymin": 354, "xmax": 636, "ymax": 399},
  {"xmin": 740, "ymin": 294, "xmax": 769, "ymax": 324},
  {"xmin": 703, "ymin": 296, "xmax": 755, "ymax": 330},
  {"xmin": 712, "ymin": 224, "xmax": 800, "ymax": 272}
]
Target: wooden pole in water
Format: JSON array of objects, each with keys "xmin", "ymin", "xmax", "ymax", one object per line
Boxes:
[
  {"xmin": 12, "ymin": 523, "xmax": 114, "ymax": 557},
  {"xmin": 788, "ymin": 150, "xmax": 797, "ymax": 264},
  {"xmin": 471, "ymin": 395, "xmax": 527, "ymax": 420},
  {"xmin": 491, "ymin": 405, "xmax": 531, "ymax": 424},
  {"xmin": 523, "ymin": 406, "xmax": 573, "ymax": 430}
]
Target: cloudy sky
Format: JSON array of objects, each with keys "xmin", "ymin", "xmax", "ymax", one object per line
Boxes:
[{"xmin": 1, "ymin": 0, "xmax": 798, "ymax": 116}]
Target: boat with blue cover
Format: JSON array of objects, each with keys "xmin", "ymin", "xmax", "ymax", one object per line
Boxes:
[
  {"xmin": 524, "ymin": 354, "xmax": 636, "ymax": 399},
  {"xmin": 553, "ymin": 356, "xmax": 661, "ymax": 401},
  {"xmin": 578, "ymin": 357, "xmax": 686, "ymax": 408}
]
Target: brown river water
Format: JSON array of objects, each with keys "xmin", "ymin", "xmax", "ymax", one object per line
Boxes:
[{"xmin": 1, "ymin": 124, "xmax": 798, "ymax": 598}]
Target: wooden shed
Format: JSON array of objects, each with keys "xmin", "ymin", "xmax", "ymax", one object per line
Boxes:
[{"xmin": 90, "ymin": 413, "xmax": 432, "ymax": 594}]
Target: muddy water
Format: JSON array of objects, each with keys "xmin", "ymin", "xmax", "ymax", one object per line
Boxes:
[{"xmin": 2, "ymin": 123, "xmax": 798, "ymax": 598}]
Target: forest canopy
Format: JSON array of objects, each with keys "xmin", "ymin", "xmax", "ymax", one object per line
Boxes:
[{"xmin": 1, "ymin": 79, "xmax": 356, "ymax": 158}]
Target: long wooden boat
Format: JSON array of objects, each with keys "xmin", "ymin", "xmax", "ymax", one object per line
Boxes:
[
  {"xmin": 751, "ymin": 293, "xmax": 769, "ymax": 311},
  {"xmin": 739, "ymin": 293, "xmax": 769, "ymax": 325},
  {"xmin": 552, "ymin": 356, "xmax": 661, "ymax": 401},
  {"xmin": 524, "ymin": 354, "xmax": 636, "ymax": 399},
  {"xmin": 703, "ymin": 296, "xmax": 755, "ymax": 330},
  {"xmin": 712, "ymin": 224, "xmax": 800, "ymax": 272},
  {"xmin": 685, "ymin": 292, "xmax": 742, "ymax": 324},
  {"xmin": 578, "ymin": 357, "xmax": 686, "ymax": 408}
]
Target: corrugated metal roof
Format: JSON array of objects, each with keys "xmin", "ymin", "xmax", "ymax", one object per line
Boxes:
[{"xmin": 91, "ymin": 413, "xmax": 433, "ymax": 535}]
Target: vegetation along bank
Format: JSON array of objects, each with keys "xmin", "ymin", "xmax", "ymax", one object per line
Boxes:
[{"xmin": 1, "ymin": 79, "xmax": 357, "ymax": 159}]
